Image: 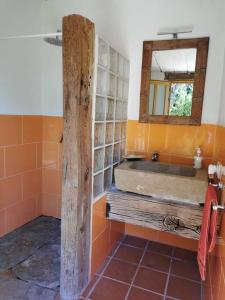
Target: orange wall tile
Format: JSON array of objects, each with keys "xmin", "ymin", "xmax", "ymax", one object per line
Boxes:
[
  {"xmin": 0, "ymin": 148, "xmax": 4, "ymax": 179},
  {"xmin": 126, "ymin": 120, "xmax": 218, "ymax": 166},
  {"xmin": 43, "ymin": 116, "xmax": 63, "ymax": 143},
  {"xmin": 91, "ymin": 196, "xmax": 125, "ymax": 275},
  {"xmin": 41, "ymin": 193, "xmax": 60, "ymax": 219},
  {"xmin": 0, "ymin": 175, "xmax": 22, "ymax": 210},
  {"xmin": 0, "ymin": 115, "xmax": 22, "ymax": 146},
  {"xmin": 0, "ymin": 115, "xmax": 43, "ymax": 237},
  {"xmin": 40, "ymin": 116, "xmax": 63, "ymax": 218},
  {"xmin": 42, "ymin": 168, "xmax": 61, "ymax": 195},
  {"xmin": 5, "ymin": 197, "xmax": 37, "ymax": 233},
  {"xmin": 125, "ymin": 223, "xmax": 198, "ymax": 251},
  {"xmin": 0, "ymin": 209, "xmax": 6, "ymax": 236},
  {"xmin": 22, "ymin": 169, "xmax": 42, "ymax": 200},
  {"xmin": 5, "ymin": 144, "xmax": 37, "ymax": 176},
  {"xmin": 23, "ymin": 116, "xmax": 42, "ymax": 143}
]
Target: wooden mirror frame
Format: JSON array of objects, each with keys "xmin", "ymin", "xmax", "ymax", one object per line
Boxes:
[{"xmin": 139, "ymin": 37, "xmax": 209, "ymax": 125}]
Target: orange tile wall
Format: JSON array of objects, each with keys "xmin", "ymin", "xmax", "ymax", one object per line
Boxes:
[
  {"xmin": 126, "ymin": 120, "xmax": 221, "ymax": 167},
  {"xmin": 0, "ymin": 115, "xmax": 63, "ymax": 237},
  {"xmin": 1, "ymin": 115, "xmax": 225, "ymax": 297},
  {"xmin": 0, "ymin": 115, "xmax": 42, "ymax": 236},
  {"xmin": 126, "ymin": 120, "xmax": 225, "ymax": 298},
  {"xmin": 41, "ymin": 116, "xmax": 63, "ymax": 218},
  {"xmin": 91, "ymin": 196, "xmax": 124, "ymax": 275}
]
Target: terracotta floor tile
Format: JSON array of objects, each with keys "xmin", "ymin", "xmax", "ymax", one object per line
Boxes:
[
  {"xmin": 173, "ymin": 247, "xmax": 197, "ymax": 261},
  {"xmin": 134, "ymin": 267, "xmax": 167, "ymax": 294},
  {"xmin": 142, "ymin": 251, "xmax": 171, "ymax": 272},
  {"xmin": 82, "ymin": 275, "xmax": 99, "ymax": 297},
  {"xmin": 123, "ymin": 235, "xmax": 148, "ymax": 249},
  {"xmin": 103, "ymin": 258, "xmax": 137, "ymax": 283},
  {"xmin": 148, "ymin": 241, "xmax": 173, "ymax": 256},
  {"xmin": 167, "ymin": 275, "xmax": 201, "ymax": 300},
  {"xmin": 114, "ymin": 244, "xmax": 143, "ymax": 264},
  {"xmin": 171, "ymin": 259, "xmax": 201, "ymax": 281},
  {"xmin": 127, "ymin": 287, "xmax": 163, "ymax": 300},
  {"xmin": 90, "ymin": 277, "xmax": 129, "ymax": 300}
]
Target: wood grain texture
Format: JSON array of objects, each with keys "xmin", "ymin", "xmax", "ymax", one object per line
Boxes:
[
  {"xmin": 60, "ymin": 15, "xmax": 94, "ymax": 300},
  {"xmin": 139, "ymin": 37, "xmax": 209, "ymax": 125},
  {"xmin": 106, "ymin": 188, "xmax": 203, "ymax": 240}
]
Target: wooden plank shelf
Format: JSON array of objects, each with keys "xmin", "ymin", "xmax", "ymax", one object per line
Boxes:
[{"xmin": 106, "ymin": 186, "xmax": 203, "ymax": 240}]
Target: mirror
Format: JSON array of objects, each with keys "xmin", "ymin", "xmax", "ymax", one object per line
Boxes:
[{"xmin": 140, "ymin": 38, "xmax": 209, "ymax": 125}]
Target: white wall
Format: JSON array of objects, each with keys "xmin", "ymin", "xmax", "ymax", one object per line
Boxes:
[
  {"xmin": 219, "ymin": 49, "xmax": 225, "ymax": 126},
  {"xmin": 40, "ymin": 0, "xmax": 225, "ymax": 124},
  {"xmin": 40, "ymin": 0, "xmax": 130, "ymax": 116},
  {"xmin": 1, "ymin": 0, "xmax": 225, "ymax": 124},
  {"xmin": 0, "ymin": 0, "xmax": 42, "ymax": 115}
]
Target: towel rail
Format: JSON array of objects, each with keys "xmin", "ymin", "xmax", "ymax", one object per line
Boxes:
[
  {"xmin": 210, "ymin": 182, "xmax": 225, "ymax": 190},
  {"xmin": 212, "ymin": 204, "xmax": 225, "ymax": 211}
]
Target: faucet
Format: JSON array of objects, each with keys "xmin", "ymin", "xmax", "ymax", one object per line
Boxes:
[{"xmin": 151, "ymin": 152, "xmax": 159, "ymax": 162}]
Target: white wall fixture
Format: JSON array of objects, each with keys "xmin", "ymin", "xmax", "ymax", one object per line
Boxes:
[{"xmin": 93, "ymin": 37, "xmax": 130, "ymax": 200}]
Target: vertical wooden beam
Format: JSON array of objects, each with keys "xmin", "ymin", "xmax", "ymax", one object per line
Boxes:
[{"xmin": 60, "ymin": 15, "xmax": 94, "ymax": 300}]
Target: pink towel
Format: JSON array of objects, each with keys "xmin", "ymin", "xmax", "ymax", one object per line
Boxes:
[{"xmin": 197, "ymin": 185, "xmax": 218, "ymax": 281}]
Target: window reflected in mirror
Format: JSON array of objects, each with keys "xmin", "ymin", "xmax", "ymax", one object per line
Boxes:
[{"xmin": 149, "ymin": 48, "xmax": 197, "ymax": 117}]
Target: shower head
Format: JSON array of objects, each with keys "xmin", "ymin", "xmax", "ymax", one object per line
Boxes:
[{"xmin": 43, "ymin": 31, "xmax": 62, "ymax": 47}]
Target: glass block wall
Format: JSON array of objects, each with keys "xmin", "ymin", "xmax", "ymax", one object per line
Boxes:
[{"xmin": 93, "ymin": 37, "xmax": 130, "ymax": 199}]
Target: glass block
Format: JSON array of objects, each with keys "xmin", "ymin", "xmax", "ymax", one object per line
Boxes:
[
  {"xmin": 109, "ymin": 47, "xmax": 117, "ymax": 73},
  {"xmin": 108, "ymin": 74, "xmax": 116, "ymax": 97},
  {"xmin": 120, "ymin": 141, "xmax": 126, "ymax": 158},
  {"xmin": 105, "ymin": 123, "xmax": 114, "ymax": 144},
  {"xmin": 113, "ymin": 143, "xmax": 120, "ymax": 163},
  {"xmin": 123, "ymin": 81, "xmax": 129, "ymax": 100},
  {"xmin": 114, "ymin": 123, "xmax": 121, "ymax": 142},
  {"xmin": 104, "ymin": 168, "xmax": 112, "ymax": 190},
  {"xmin": 118, "ymin": 54, "xmax": 124, "ymax": 76},
  {"xmin": 94, "ymin": 123, "xmax": 105, "ymax": 147},
  {"xmin": 122, "ymin": 102, "xmax": 128, "ymax": 120},
  {"xmin": 123, "ymin": 59, "xmax": 130, "ymax": 79},
  {"xmin": 104, "ymin": 145, "xmax": 113, "ymax": 168},
  {"xmin": 97, "ymin": 67, "xmax": 107, "ymax": 95},
  {"xmin": 95, "ymin": 96, "xmax": 106, "ymax": 121},
  {"xmin": 98, "ymin": 38, "xmax": 108, "ymax": 68},
  {"xmin": 115, "ymin": 100, "xmax": 123, "ymax": 120},
  {"xmin": 121, "ymin": 122, "xmax": 127, "ymax": 139},
  {"xmin": 94, "ymin": 148, "xmax": 104, "ymax": 173},
  {"xmin": 117, "ymin": 78, "xmax": 123, "ymax": 99},
  {"xmin": 93, "ymin": 172, "xmax": 104, "ymax": 198},
  {"xmin": 106, "ymin": 98, "xmax": 115, "ymax": 120}
]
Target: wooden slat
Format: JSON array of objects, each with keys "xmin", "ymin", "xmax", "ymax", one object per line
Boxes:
[
  {"xmin": 60, "ymin": 15, "xmax": 94, "ymax": 300},
  {"xmin": 106, "ymin": 188, "xmax": 203, "ymax": 240}
]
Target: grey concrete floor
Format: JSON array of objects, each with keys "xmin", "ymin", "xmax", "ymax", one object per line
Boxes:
[{"xmin": 0, "ymin": 216, "xmax": 61, "ymax": 300}]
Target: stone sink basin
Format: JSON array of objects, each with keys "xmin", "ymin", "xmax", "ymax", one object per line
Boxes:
[{"xmin": 115, "ymin": 161, "xmax": 208, "ymax": 205}]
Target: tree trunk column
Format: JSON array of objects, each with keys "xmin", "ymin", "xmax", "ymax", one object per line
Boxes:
[{"xmin": 60, "ymin": 14, "xmax": 94, "ymax": 300}]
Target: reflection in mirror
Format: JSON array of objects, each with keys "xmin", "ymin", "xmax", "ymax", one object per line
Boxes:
[{"xmin": 149, "ymin": 48, "xmax": 197, "ymax": 116}]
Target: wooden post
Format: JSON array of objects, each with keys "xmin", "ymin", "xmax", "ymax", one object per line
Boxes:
[{"xmin": 60, "ymin": 15, "xmax": 94, "ymax": 300}]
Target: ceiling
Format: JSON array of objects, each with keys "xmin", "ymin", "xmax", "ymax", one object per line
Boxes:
[{"xmin": 152, "ymin": 48, "xmax": 197, "ymax": 73}]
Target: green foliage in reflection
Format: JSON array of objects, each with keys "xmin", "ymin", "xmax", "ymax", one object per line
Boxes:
[{"xmin": 169, "ymin": 83, "xmax": 193, "ymax": 116}]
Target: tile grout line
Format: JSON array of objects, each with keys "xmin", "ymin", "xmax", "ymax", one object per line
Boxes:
[
  {"xmin": 83, "ymin": 237, "xmax": 201, "ymax": 299},
  {"xmin": 163, "ymin": 247, "xmax": 174, "ymax": 300},
  {"xmin": 124, "ymin": 239, "xmax": 150, "ymax": 300},
  {"xmin": 85, "ymin": 239, "xmax": 123, "ymax": 299},
  {"xmin": 110, "ymin": 252, "xmax": 201, "ymax": 284}
]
